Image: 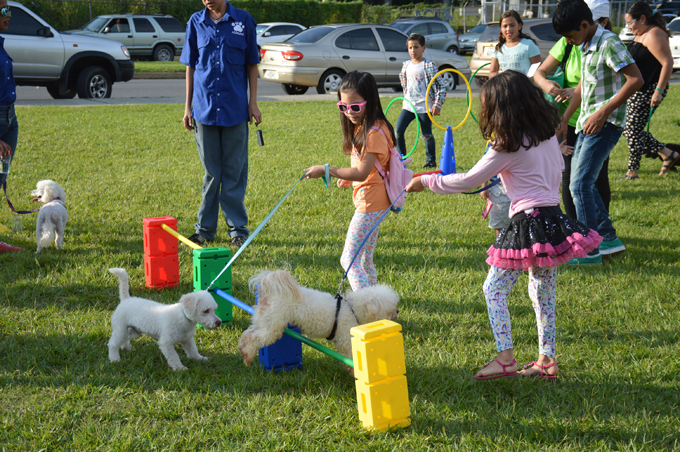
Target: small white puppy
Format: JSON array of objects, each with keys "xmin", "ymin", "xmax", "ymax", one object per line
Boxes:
[
  {"xmin": 108, "ymin": 268, "xmax": 222, "ymax": 371},
  {"xmin": 31, "ymin": 179, "xmax": 68, "ymax": 253},
  {"xmin": 238, "ymin": 270, "xmax": 399, "ymax": 370}
]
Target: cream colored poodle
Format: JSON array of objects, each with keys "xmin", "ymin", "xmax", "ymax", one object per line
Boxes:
[
  {"xmin": 108, "ymin": 268, "xmax": 222, "ymax": 371},
  {"xmin": 238, "ymin": 269, "xmax": 400, "ymax": 369},
  {"xmin": 31, "ymin": 179, "xmax": 68, "ymax": 253}
]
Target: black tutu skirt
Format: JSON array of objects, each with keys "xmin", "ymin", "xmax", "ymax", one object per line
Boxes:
[{"xmin": 486, "ymin": 206, "xmax": 603, "ymax": 270}]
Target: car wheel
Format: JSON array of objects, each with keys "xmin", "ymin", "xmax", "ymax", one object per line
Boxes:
[
  {"xmin": 281, "ymin": 84, "xmax": 309, "ymax": 95},
  {"xmin": 316, "ymin": 69, "xmax": 345, "ymax": 94},
  {"xmin": 76, "ymin": 66, "xmax": 112, "ymax": 99},
  {"xmin": 391, "ymin": 85, "xmax": 403, "ymax": 92},
  {"xmin": 475, "ymin": 76, "xmax": 488, "ymax": 88},
  {"xmin": 446, "ymin": 45, "xmax": 460, "ymax": 54},
  {"xmin": 439, "ymin": 70, "xmax": 458, "ymax": 91},
  {"xmin": 46, "ymin": 84, "xmax": 77, "ymax": 99},
  {"xmin": 153, "ymin": 44, "xmax": 174, "ymax": 62}
]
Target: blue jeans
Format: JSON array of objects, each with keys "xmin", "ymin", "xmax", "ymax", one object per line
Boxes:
[
  {"xmin": 0, "ymin": 104, "xmax": 18, "ymax": 187},
  {"xmin": 193, "ymin": 120, "xmax": 249, "ymax": 240},
  {"xmin": 570, "ymin": 123, "xmax": 621, "ymax": 243},
  {"xmin": 395, "ymin": 109, "xmax": 435, "ymax": 165}
]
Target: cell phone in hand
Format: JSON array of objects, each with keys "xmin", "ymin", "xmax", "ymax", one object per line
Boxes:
[{"xmin": 256, "ymin": 129, "xmax": 264, "ymax": 147}]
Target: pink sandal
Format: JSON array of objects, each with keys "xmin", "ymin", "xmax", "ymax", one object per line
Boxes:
[
  {"xmin": 472, "ymin": 358, "xmax": 520, "ymax": 380},
  {"xmin": 521, "ymin": 361, "xmax": 559, "ymax": 380}
]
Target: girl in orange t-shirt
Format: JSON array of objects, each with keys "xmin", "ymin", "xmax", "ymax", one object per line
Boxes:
[{"xmin": 304, "ymin": 71, "xmax": 394, "ymax": 290}]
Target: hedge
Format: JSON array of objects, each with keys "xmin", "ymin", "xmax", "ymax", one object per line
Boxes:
[{"xmin": 26, "ymin": 0, "xmax": 364, "ymax": 31}]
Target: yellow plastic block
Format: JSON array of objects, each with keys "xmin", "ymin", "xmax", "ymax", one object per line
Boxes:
[
  {"xmin": 355, "ymin": 375, "xmax": 411, "ymax": 432},
  {"xmin": 351, "ymin": 320, "xmax": 406, "ymax": 384}
]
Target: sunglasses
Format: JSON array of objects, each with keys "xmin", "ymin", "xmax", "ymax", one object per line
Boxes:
[
  {"xmin": 337, "ymin": 100, "xmax": 367, "ymax": 113},
  {"xmin": 625, "ymin": 18, "xmax": 637, "ymax": 27},
  {"xmin": 1, "ymin": 6, "xmax": 10, "ymax": 18}
]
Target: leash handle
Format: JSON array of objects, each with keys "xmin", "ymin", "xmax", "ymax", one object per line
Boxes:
[
  {"xmin": 206, "ymin": 174, "xmax": 306, "ymax": 291},
  {"xmin": 463, "ymin": 178, "xmax": 501, "ymax": 195},
  {"xmin": 3, "ymin": 182, "xmax": 40, "ymax": 214}
]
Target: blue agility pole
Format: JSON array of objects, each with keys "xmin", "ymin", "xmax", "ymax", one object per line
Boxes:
[
  {"xmin": 206, "ymin": 175, "xmax": 305, "ymax": 291},
  {"xmin": 213, "ymin": 288, "xmax": 354, "ymax": 368}
]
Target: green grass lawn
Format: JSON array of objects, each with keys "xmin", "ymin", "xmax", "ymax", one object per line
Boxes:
[
  {"xmin": 134, "ymin": 61, "xmax": 186, "ymax": 73},
  {"xmin": 1, "ymin": 93, "xmax": 679, "ymax": 450}
]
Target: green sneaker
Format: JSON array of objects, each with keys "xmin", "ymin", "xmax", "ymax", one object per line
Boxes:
[
  {"xmin": 599, "ymin": 238, "xmax": 625, "ymax": 257},
  {"xmin": 568, "ymin": 252, "xmax": 602, "ymax": 265}
]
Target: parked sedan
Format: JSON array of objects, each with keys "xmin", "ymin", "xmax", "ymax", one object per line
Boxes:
[
  {"xmin": 256, "ymin": 22, "xmax": 305, "ymax": 50},
  {"xmin": 258, "ymin": 24, "xmax": 471, "ymax": 95},
  {"xmin": 391, "ymin": 17, "xmax": 460, "ymax": 54},
  {"xmin": 458, "ymin": 23, "xmax": 488, "ymax": 54},
  {"xmin": 470, "ymin": 18, "xmax": 561, "ymax": 84}
]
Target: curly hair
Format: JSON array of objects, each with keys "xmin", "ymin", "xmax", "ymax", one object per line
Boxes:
[
  {"xmin": 495, "ymin": 10, "xmax": 536, "ymax": 53},
  {"xmin": 337, "ymin": 71, "xmax": 396, "ymax": 158},
  {"xmin": 479, "ymin": 70, "xmax": 561, "ymax": 153}
]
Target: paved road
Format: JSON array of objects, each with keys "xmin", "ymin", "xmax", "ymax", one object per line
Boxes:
[{"xmin": 14, "ymin": 76, "xmax": 481, "ymax": 107}]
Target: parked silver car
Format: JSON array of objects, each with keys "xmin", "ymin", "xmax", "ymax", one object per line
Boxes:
[
  {"xmin": 458, "ymin": 23, "xmax": 488, "ymax": 54},
  {"xmin": 258, "ymin": 24, "xmax": 471, "ymax": 95},
  {"xmin": 256, "ymin": 22, "xmax": 305, "ymax": 50},
  {"xmin": 391, "ymin": 17, "xmax": 461, "ymax": 54},
  {"xmin": 69, "ymin": 14, "xmax": 185, "ymax": 61},
  {"xmin": 1, "ymin": 1, "xmax": 133, "ymax": 99}
]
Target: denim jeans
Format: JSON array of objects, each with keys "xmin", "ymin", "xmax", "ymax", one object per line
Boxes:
[
  {"xmin": 193, "ymin": 120, "xmax": 249, "ymax": 240},
  {"xmin": 395, "ymin": 109, "xmax": 435, "ymax": 165},
  {"xmin": 0, "ymin": 104, "xmax": 18, "ymax": 187},
  {"xmin": 570, "ymin": 122, "xmax": 621, "ymax": 242}
]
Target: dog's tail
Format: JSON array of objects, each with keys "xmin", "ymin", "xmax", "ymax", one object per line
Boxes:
[
  {"xmin": 248, "ymin": 270, "xmax": 302, "ymax": 305},
  {"xmin": 108, "ymin": 268, "xmax": 131, "ymax": 301},
  {"xmin": 37, "ymin": 217, "xmax": 55, "ymax": 249}
]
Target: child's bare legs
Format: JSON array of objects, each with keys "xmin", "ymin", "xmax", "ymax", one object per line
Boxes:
[
  {"xmin": 476, "ymin": 265, "xmax": 522, "ymax": 377},
  {"xmin": 522, "ymin": 266, "xmax": 559, "ymax": 377}
]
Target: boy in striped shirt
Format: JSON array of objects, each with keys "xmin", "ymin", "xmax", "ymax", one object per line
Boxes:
[{"xmin": 553, "ymin": 0, "xmax": 643, "ymax": 264}]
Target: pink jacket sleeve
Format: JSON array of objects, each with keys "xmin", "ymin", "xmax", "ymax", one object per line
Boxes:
[{"xmin": 421, "ymin": 150, "xmax": 509, "ymax": 194}]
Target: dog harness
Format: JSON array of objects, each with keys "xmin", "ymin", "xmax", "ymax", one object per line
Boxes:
[{"xmin": 326, "ymin": 294, "xmax": 359, "ymax": 341}]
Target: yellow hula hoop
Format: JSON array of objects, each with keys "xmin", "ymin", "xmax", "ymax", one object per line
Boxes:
[{"xmin": 426, "ymin": 68, "xmax": 472, "ymax": 131}]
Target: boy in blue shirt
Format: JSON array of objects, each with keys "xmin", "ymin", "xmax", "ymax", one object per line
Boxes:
[
  {"xmin": 181, "ymin": 0, "xmax": 262, "ymax": 248},
  {"xmin": 553, "ymin": 0, "xmax": 643, "ymax": 264}
]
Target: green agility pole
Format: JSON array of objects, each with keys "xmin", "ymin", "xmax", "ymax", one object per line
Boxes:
[{"xmin": 213, "ymin": 288, "xmax": 354, "ymax": 368}]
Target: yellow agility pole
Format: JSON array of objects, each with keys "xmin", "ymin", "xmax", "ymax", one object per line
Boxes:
[
  {"xmin": 161, "ymin": 223, "xmax": 203, "ymax": 250},
  {"xmin": 425, "ymin": 68, "xmax": 473, "ymax": 132}
]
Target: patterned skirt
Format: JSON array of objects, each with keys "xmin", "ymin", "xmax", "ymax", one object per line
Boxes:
[{"xmin": 486, "ymin": 206, "xmax": 603, "ymax": 270}]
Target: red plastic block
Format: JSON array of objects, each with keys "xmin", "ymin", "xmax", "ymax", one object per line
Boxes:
[
  {"xmin": 144, "ymin": 253, "xmax": 180, "ymax": 289},
  {"xmin": 143, "ymin": 216, "xmax": 179, "ymax": 256}
]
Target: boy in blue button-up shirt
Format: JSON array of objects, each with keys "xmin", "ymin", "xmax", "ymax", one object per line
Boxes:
[{"xmin": 181, "ymin": 0, "xmax": 261, "ymax": 248}]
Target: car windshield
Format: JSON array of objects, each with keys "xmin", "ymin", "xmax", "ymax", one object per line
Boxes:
[
  {"xmin": 669, "ymin": 20, "xmax": 680, "ymax": 32},
  {"xmin": 81, "ymin": 17, "xmax": 108, "ymax": 32},
  {"xmin": 287, "ymin": 26, "xmax": 334, "ymax": 43},
  {"xmin": 479, "ymin": 24, "xmax": 500, "ymax": 41},
  {"xmin": 256, "ymin": 25, "xmax": 268, "ymax": 35},
  {"xmin": 391, "ymin": 23, "xmax": 411, "ymax": 32},
  {"xmin": 469, "ymin": 24, "xmax": 487, "ymax": 33}
]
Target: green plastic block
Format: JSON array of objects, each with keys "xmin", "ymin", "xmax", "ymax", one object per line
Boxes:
[{"xmin": 192, "ymin": 247, "xmax": 232, "ymax": 291}]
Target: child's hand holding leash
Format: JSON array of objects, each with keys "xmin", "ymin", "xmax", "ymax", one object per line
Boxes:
[
  {"xmin": 303, "ymin": 165, "xmax": 324, "ymax": 179},
  {"xmin": 406, "ymin": 176, "xmax": 424, "ymax": 193},
  {"xmin": 431, "ymin": 106, "xmax": 441, "ymax": 117}
]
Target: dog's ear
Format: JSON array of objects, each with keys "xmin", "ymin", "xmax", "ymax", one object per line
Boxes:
[{"xmin": 180, "ymin": 292, "xmax": 201, "ymax": 318}]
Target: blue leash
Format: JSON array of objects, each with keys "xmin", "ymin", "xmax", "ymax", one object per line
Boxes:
[
  {"xmin": 206, "ymin": 174, "xmax": 305, "ymax": 291},
  {"xmin": 335, "ymin": 188, "xmax": 405, "ymax": 295},
  {"xmin": 463, "ymin": 178, "xmax": 501, "ymax": 195}
]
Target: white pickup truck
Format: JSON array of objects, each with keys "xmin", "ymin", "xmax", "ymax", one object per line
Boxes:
[{"xmin": 0, "ymin": 1, "xmax": 134, "ymax": 99}]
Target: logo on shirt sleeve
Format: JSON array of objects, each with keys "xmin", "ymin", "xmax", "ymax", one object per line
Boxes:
[{"xmin": 232, "ymin": 21, "xmax": 244, "ymax": 35}]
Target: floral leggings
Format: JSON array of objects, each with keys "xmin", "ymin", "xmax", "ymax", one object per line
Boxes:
[
  {"xmin": 622, "ymin": 83, "xmax": 668, "ymax": 171},
  {"xmin": 483, "ymin": 265, "xmax": 557, "ymax": 358},
  {"xmin": 340, "ymin": 210, "xmax": 385, "ymax": 291}
]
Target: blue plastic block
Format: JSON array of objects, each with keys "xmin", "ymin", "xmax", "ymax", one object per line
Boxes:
[{"xmin": 258, "ymin": 325, "xmax": 303, "ymax": 372}]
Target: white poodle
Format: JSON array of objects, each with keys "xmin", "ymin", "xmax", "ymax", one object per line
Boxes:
[
  {"xmin": 238, "ymin": 270, "xmax": 400, "ymax": 370},
  {"xmin": 31, "ymin": 179, "xmax": 68, "ymax": 253},
  {"xmin": 108, "ymin": 268, "xmax": 222, "ymax": 371}
]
